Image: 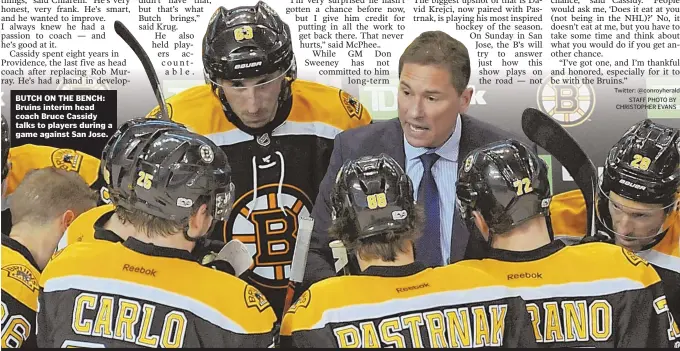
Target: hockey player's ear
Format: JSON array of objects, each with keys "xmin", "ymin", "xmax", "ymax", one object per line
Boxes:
[
  {"xmin": 189, "ymin": 203, "xmax": 212, "ymax": 237},
  {"xmin": 59, "ymin": 209, "xmax": 76, "ymax": 233},
  {"xmin": 471, "ymin": 211, "xmax": 490, "ymax": 241}
]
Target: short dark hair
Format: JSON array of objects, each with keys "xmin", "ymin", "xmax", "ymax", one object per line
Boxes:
[
  {"xmin": 398, "ymin": 30, "xmax": 471, "ymax": 94},
  {"xmin": 10, "ymin": 167, "xmax": 97, "ymax": 225},
  {"xmin": 329, "ymin": 204, "xmax": 425, "ymax": 262}
]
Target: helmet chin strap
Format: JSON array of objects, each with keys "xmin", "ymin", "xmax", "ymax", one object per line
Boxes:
[
  {"xmin": 183, "ymin": 224, "xmax": 200, "ymax": 243},
  {"xmin": 184, "ymin": 230, "xmax": 212, "ymax": 244},
  {"xmin": 183, "ymin": 221, "xmax": 217, "ymax": 243}
]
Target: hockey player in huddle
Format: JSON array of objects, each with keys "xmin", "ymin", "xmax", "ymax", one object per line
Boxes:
[
  {"xmin": 1, "ymin": 167, "xmax": 97, "ymax": 348},
  {"xmin": 145, "ymin": 1, "xmax": 371, "ymax": 319},
  {"xmin": 56, "ymin": 118, "xmax": 190, "ymax": 248},
  {"xmin": 1, "ymin": 115, "xmax": 104, "ymax": 235},
  {"xmin": 455, "ymin": 139, "xmax": 676, "ymax": 347},
  {"xmin": 37, "ymin": 124, "xmax": 277, "ymax": 347},
  {"xmin": 57, "ymin": 117, "xmax": 245, "ymax": 274},
  {"xmin": 280, "ymin": 154, "xmax": 538, "ymax": 348},
  {"xmin": 550, "ymin": 119, "xmax": 680, "ymax": 324}
]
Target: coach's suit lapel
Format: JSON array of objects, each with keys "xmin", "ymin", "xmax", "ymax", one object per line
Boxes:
[
  {"xmin": 363, "ymin": 119, "xmax": 407, "ymax": 168},
  {"xmin": 386, "ymin": 119, "xmax": 406, "ymax": 168}
]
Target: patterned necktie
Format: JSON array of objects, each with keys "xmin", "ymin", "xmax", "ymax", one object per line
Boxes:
[{"xmin": 416, "ymin": 152, "xmax": 443, "ymax": 267}]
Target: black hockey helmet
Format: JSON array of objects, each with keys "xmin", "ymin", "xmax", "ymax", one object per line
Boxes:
[
  {"xmin": 456, "ymin": 139, "xmax": 551, "ymax": 236},
  {"xmin": 1, "ymin": 115, "xmax": 9, "ymax": 182},
  {"xmin": 331, "ymin": 154, "xmax": 415, "ymax": 243},
  {"xmin": 202, "ymin": 2, "xmax": 296, "ymax": 121},
  {"xmin": 102, "ymin": 118, "xmax": 235, "ymax": 225},
  {"xmin": 100, "ymin": 117, "xmax": 188, "ymax": 187},
  {"xmin": 596, "ymin": 119, "xmax": 680, "ymax": 250},
  {"xmin": 203, "ymin": 1, "xmax": 295, "ymax": 81}
]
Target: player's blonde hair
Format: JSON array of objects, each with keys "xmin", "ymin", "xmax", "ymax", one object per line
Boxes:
[
  {"xmin": 329, "ymin": 204, "xmax": 425, "ymax": 262},
  {"xmin": 114, "ymin": 196, "xmax": 210, "ymax": 238},
  {"xmin": 10, "ymin": 167, "xmax": 97, "ymax": 225}
]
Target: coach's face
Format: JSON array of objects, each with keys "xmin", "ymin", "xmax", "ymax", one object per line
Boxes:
[{"xmin": 398, "ymin": 63, "xmax": 472, "ymax": 148}]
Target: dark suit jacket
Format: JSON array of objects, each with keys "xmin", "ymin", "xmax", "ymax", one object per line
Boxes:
[{"xmin": 302, "ymin": 115, "xmax": 538, "ymax": 289}]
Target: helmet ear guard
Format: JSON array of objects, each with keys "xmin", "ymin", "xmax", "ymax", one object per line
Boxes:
[
  {"xmin": 394, "ymin": 171, "xmax": 416, "ymax": 231},
  {"xmin": 455, "ymin": 181, "xmax": 478, "ymax": 221},
  {"xmin": 212, "ymin": 182, "xmax": 236, "ymax": 222},
  {"xmin": 398, "ymin": 172, "xmax": 414, "ymax": 203}
]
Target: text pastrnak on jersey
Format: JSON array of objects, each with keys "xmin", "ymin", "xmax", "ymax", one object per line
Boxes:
[
  {"xmin": 38, "ymin": 237, "xmax": 277, "ymax": 348},
  {"xmin": 550, "ymin": 189, "xmax": 680, "ymax": 323},
  {"xmin": 2, "ymin": 145, "xmax": 105, "ymax": 235},
  {"xmin": 146, "ymin": 79, "xmax": 372, "ymax": 319},
  {"xmin": 280, "ymin": 262, "xmax": 537, "ymax": 348},
  {"xmin": 1, "ymin": 235, "xmax": 41, "ymax": 348},
  {"xmin": 57, "ymin": 204, "xmax": 116, "ymax": 251},
  {"xmin": 455, "ymin": 240, "xmax": 677, "ymax": 347}
]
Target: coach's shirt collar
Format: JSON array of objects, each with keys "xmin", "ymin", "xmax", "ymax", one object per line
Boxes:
[{"xmin": 404, "ymin": 113, "xmax": 462, "ymax": 162}]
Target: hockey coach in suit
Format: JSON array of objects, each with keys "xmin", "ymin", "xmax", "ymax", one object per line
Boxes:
[{"xmin": 302, "ymin": 30, "xmax": 538, "ymax": 289}]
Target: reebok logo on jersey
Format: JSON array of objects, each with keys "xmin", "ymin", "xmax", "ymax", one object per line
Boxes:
[
  {"xmin": 396, "ymin": 282, "xmax": 430, "ymax": 293},
  {"xmin": 507, "ymin": 272, "xmax": 542, "ymax": 280},
  {"xmin": 122, "ymin": 264, "xmax": 157, "ymax": 277}
]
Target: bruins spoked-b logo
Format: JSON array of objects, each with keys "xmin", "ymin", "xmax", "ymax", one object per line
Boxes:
[
  {"xmin": 622, "ymin": 247, "xmax": 649, "ymax": 266},
  {"xmin": 288, "ymin": 290, "xmax": 311, "ymax": 314},
  {"xmin": 244, "ymin": 285, "xmax": 270, "ymax": 312},
  {"xmin": 339, "ymin": 90, "xmax": 363, "ymax": 120},
  {"xmin": 51, "ymin": 148, "xmax": 83, "ymax": 172},
  {"xmin": 225, "ymin": 184, "xmax": 313, "ymax": 289},
  {"xmin": 536, "ymin": 76, "xmax": 596, "ymax": 127},
  {"xmin": 2, "ymin": 264, "xmax": 39, "ymax": 292},
  {"xmin": 199, "ymin": 144, "xmax": 214, "ymax": 164}
]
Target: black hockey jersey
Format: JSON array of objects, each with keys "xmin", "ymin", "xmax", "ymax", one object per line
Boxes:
[
  {"xmin": 37, "ymin": 237, "xmax": 277, "ymax": 348},
  {"xmin": 1, "ymin": 235, "xmax": 41, "ymax": 348},
  {"xmin": 280, "ymin": 262, "xmax": 538, "ymax": 348},
  {"xmin": 55, "ymin": 205, "xmax": 237, "ymax": 275},
  {"xmin": 550, "ymin": 189, "xmax": 680, "ymax": 323},
  {"xmin": 455, "ymin": 240, "xmax": 678, "ymax": 348},
  {"xmin": 145, "ymin": 79, "xmax": 372, "ymax": 319}
]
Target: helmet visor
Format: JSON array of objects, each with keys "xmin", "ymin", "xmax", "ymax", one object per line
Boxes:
[
  {"xmin": 207, "ymin": 59, "xmax": 293, "ymax": 95},
  {"xmin": 596, "ymin": 176, "xmax": 677, "ymax": 251}
]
